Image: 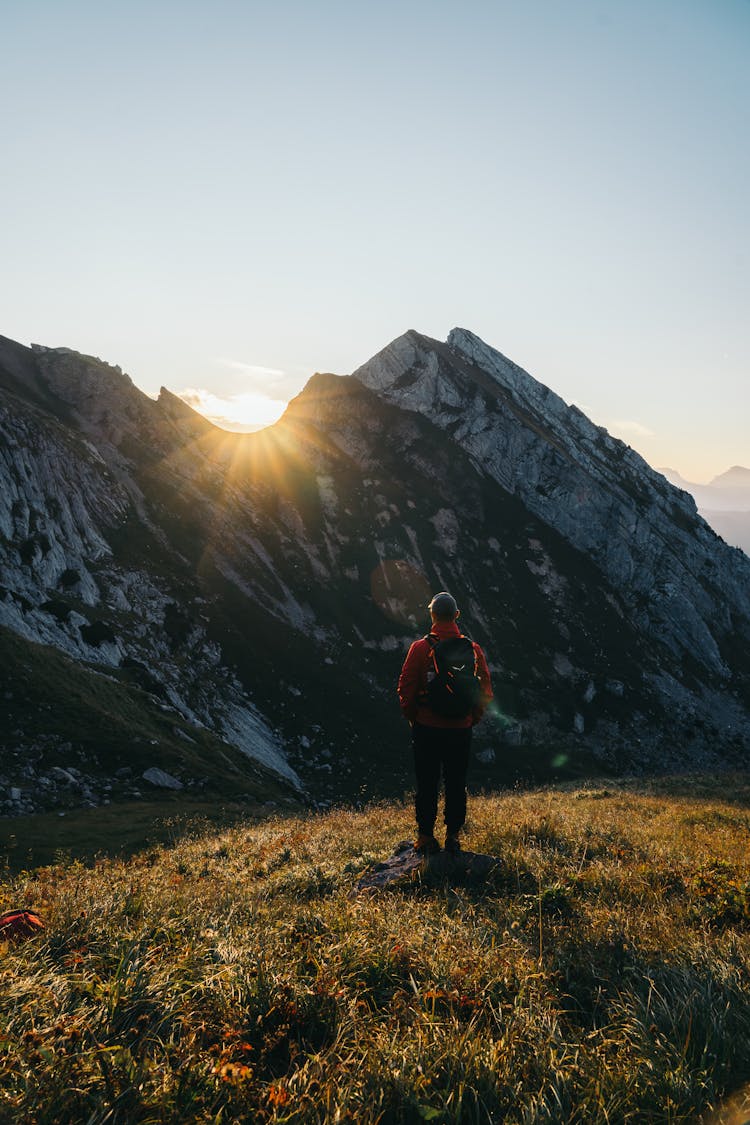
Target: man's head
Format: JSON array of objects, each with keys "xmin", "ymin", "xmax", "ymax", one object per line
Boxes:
[{"xmin": 428, "ymin": 591, "xmax": 459, "ymax": 622}]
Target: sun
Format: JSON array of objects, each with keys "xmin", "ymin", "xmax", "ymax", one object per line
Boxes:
[
  {"xmin": 215, "ymin": 390, "xmax": 288, "ymax": 431},
  {"xmin": 178, "ymin": 388, "xmax": 288, "ymax": 432}
]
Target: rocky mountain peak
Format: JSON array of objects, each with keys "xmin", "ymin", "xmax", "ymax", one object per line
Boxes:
[
  {"xmin": 1, "ymin": 328, "xmax": 749, "ymax": 824},
  {"xmin": 355, "ymin": 327, "xmax": 591, "ymax": 449},
  {"xmin": 24, "ymin": 343, "xmax": 159, "ymax": 453},
  {"xmin": 30, "ymin": 343, "xmax": 134, "ymax": 402},
  {"xmin": 350, "ymin": 330, "xmax": 439, "ymax": 394},
  {"xmin": 446, "ymin": 326, "xmax": 573, "ymax": 421},
  {"xmin": 354, "ymin": 328, "xmax": 750, "ymax": 685},
  {"xmin": 286, "ymin": 371, "xmax": 365, "ymax": 407}
]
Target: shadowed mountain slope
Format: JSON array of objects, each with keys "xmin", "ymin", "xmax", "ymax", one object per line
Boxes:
[{"xmin": 1, "ymin": 330, "xmax": 749, "ymax": 819}]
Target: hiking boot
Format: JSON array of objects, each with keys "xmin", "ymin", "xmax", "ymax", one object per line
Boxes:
[
  {"xmin": 444, "ymin": 833, "xmax": 461, "ymax": 854},
  {"xmin": 414, "ymin": 833, "xmax": 441, "ymax": 855}
]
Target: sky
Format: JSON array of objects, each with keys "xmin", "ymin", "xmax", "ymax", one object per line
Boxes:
[{"xmin": 2, "ymin": 0, "xmax": 748, "ymax": 483}]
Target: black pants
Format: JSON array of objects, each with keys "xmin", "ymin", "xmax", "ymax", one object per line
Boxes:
[{"xmin": 412, "ymin": 722, "xmax": 472, "ymax": 836}]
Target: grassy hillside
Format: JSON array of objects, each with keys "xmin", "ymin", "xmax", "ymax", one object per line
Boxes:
[
  {"xmin": 0, "ymin": 625, "xmax": 300, "ymax": 814},
  {"xmin": 2, "ymin": 777, "xmax": 750, "ymax": 1123}
]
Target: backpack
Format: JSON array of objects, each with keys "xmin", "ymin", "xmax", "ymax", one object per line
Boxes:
[{"xmin": 424, "ymin": 634, "xmax": 481, "ymax": 718}]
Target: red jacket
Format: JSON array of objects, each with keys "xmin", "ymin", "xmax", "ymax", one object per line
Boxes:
[{"xmin": 398, "ymin": 620, "xmax": 493, "ymax": 729}]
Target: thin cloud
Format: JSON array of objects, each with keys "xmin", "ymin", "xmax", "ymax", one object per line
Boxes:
[
  {"xmin": 215, "ymin": 358, "xmax": 286, "ymax": 378},
  {"xmin": 572, "ymin": 403, "xmax": 655, "ymax": 442},
  {"xmin": 212, "ymin": 356, "xmax": 306, "ymax": 402},
  {"xmin": 610, "ymin": 419, "xmax": 656, "ymax": 439}
]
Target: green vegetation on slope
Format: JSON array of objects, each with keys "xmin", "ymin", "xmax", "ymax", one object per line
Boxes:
[
  {"xmin": 0, "ymin": 625, "xmax": 299, "ymax": 809},
  {"xmin": 2, "ymin": 777, "xmax": 750, "ymax": 1123}
]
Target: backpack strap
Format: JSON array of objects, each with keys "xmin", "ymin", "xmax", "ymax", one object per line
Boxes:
[{"xmin": 417, "ymin": 634, "xmax": 439, "ymax": 703}]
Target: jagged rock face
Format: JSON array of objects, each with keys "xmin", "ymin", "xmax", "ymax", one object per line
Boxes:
[
  {"xmin": 354, "ymin": 329, "xmax": 750, "ymax": 687},
  {"xmin": 1, "ymin": 328, "xmax": 749, "ymax": 820},
  {"xmin": 0, "ymin": 337, "xmax": 298, "ymax": 809}
]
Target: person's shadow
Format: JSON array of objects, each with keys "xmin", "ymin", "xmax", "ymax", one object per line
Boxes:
[{"xmin": 354, "ymin": 839, "xmax": 502, "ymax": 893}]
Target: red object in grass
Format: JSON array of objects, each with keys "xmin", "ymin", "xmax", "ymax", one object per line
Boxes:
[{"xmin": 0, "ymin": 909, "xmax": 45, "ymax": 942}]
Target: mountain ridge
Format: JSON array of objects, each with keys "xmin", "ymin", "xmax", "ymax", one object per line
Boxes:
[
  {"xmin": 712, "ymin": 465, "xmax": 750, "ymax": 487},
  {"xmin": 659, "ymin": 464, "xmax": 750, "ymax": 554},
  {"xmin": 1, "ymin": 327, "xmax": 749, "ymax": 820},
  {"xmin": 354, "ymin": 329, "xmax": 749, "ymax": 678}
]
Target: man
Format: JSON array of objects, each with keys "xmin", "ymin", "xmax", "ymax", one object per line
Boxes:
[{"xmin": 398, "ymin": 591, "xmax": 493, "ymax": 854}]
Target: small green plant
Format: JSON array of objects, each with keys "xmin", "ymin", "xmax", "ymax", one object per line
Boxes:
[{"xmin": 691, "ymin": 861, "xmax": 750, "ymax": 927}]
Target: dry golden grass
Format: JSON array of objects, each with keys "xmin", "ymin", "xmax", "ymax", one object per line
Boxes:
[{"xmin": 2, "ymin": 776, "xmax": 750, "ymax": 1123}]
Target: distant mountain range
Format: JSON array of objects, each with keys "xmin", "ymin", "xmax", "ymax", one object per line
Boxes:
[
  {"xmin": 659, "ymin": 467, "xmax": 750, "ymax": 554},
  {"xmin": 1, "ymin": 328, "xmax": 749, "ymax": 819}
]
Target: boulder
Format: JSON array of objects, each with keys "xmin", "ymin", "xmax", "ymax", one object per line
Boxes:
[{"xmin": 142, "ymin": 767, "xmax": 183, "ymax": 790}]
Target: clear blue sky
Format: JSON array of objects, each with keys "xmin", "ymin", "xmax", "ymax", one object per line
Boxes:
[{"xmin": 3, "ymin": 0, "xmax": 748, "ymax": 481}]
